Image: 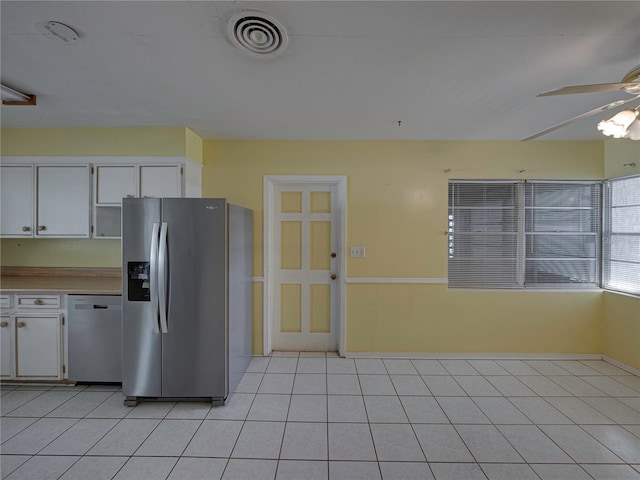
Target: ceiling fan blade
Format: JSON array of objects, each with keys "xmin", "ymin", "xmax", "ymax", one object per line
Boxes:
[
  {"xmin": 538, "ymin": 82, "xmax": 640, "ymax": 96},
  {"xmin": 522, "ymin": 94, "xmax": 640, "ymax": 141}
]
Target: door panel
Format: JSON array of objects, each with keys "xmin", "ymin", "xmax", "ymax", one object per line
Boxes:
[
  {"xmin": 122, "ymin": 198, "xmax": 162, "ymax": 398},
  {"xmin": 273, "ymin": 185, "xmax": 339, "ymax": 351},
  {"xmin": 161, "ymin": 198, "xmax": 227, "ymax": 398}
]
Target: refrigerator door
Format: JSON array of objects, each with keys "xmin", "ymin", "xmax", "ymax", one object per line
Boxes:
[
  {"xmin": 122, "ymin": 198, "xmax": 163, "ymax": 398},
  {"xmin": 160, "ymin": 198, "xmax": 228, "ymax": 399}
]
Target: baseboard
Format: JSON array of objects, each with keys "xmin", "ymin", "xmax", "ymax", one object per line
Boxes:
[
  {"xmin": 602, "ymin": 356, "xmax": 640, "ymax": 376},
  {"xmin": 343, "ymin": 352, "xmax": 604, "ymax": 361}
]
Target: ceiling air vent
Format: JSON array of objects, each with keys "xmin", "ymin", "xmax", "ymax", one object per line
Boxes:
[{"xmin": 226, "ymin": 11, "xmax": 288, "ymax": 58}]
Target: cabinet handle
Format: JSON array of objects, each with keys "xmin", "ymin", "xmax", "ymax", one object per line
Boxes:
[
  {"xmin": 22, "ymin": 226, "xmax": 31, "ymax": 232},
  {"xmin": 37, "ymin": 225, "xmax": 46, "ymax": 231},
  {"xmin": 0, "ymin": 321, "xmax": 8, "ymax": 328},
  {"xmin": 126, "ymin": 194, "xmax": 134, "ymax": 198},
  {"xmin": 17, "ymin": 322, "xmax": 26, "ymax": 328},
  {"xmin": 33, "ymin": 298, "xmax": 44, "ymax": 305}
]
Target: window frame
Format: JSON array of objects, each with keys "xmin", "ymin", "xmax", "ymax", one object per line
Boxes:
[
  {"xmin": 602, "ymin": 174, "xmax": 640, "ymax": 296},
  {"xmin": 447, "ymin": 179, "xmax": 602, "ymax": 290}
]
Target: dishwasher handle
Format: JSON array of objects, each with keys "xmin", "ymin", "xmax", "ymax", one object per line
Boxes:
[{"xmin": 73, "ymin": 303, "xmax": 122, "ymax": 311}]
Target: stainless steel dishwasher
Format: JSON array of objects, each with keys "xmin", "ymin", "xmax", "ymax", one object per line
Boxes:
[{"xmin": 68, "ymin": 295, "xmax": 122, "ymax": 383}]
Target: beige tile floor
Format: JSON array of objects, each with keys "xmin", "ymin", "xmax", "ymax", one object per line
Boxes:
[{"xmin": 1, "ymin": 353, "xmax": 639, "ymax": 479}]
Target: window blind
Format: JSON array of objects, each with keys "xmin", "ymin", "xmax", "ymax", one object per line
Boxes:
[
  {"xmin": 448, "ymin": 180, "xmax": 601, "ymax": 289},
  {"xmin": 524, "ymin": 182, "xmax": 601, "ymax": 287},
  {"xmin": 448, "ymin": 181, "xmax": 522, "ymax": 288},
  {"xmin": 603, "ymin": 175, "xmax": 640, "ymax": 295}
]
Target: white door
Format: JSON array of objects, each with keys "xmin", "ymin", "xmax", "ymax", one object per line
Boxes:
[
  {"xmin": 271, "ymin": 182, "xmax": 341, "ymax": 351},
  {"xmin": 139, "ymin": 165, "xmax": 182, "ymax": 198},
  {"xmin": 14, "ymin": 313, "xmax": 62, "ymax": 379},
  {"xmin": 0, "ymin": 315, "xmax": 13, "ymax": 378},
  {"xmin": 0, "ymin": 165, "xmax": 34, "ymax": 237},
  {"xmin": 36, "ymin": 165, "xmax": 90, "ymax": 237},
  {"xmin": 95, "ymin": 165, "xmax": 136, "ymax": 203}
]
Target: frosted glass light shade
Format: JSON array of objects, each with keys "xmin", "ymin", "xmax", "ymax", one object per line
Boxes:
[{"xmin": 597, "ymin": 109, "xmax": 638, "ymax": 138}]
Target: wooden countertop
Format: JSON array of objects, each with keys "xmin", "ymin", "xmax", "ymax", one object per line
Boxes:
[{"xmin": 0, "ymin": 267, "xmax": 122, "ymax": 295}]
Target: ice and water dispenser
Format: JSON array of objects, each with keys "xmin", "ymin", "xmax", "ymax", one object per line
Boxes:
[{"xmin": 127, "ymin": 262, "xmax": 151, "ymax": 301}]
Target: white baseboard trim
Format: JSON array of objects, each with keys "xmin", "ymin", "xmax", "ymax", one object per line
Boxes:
[
  {"xmin": 343, "ymin": 352, "xmax": 604, "ymax": 361},
  {"xmin": 602, "ymin": 356, "xmax": 640, "ymax": 376}
]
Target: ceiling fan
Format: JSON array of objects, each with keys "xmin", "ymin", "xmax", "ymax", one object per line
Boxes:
[{"xmin": 523, "ymin": 64, "xmax": 640, "ymax": 141}]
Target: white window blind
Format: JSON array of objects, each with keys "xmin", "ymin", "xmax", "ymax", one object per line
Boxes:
[
  {"xmin": 525, "ymin": 182, "xmax": 600, "ymax": 287},
  {"xmin": 603, "ymin": 175, "xmax": 640, "ymax": 295},
  {"xmin": 448, "ymin": 180, "xmax": 601, "ymax": 289},
  {"xmin": 448, "ymin": 181, "xmax": 522, "ymax": 288}
]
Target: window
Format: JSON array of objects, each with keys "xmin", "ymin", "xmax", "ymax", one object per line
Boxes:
[
  {"xmin": 603, "ymin": 175, "xmax": 640, "ymax": 295},
  {"xmin": 448, "ymin": 180, "xmax": 601, "ymax": 289}
]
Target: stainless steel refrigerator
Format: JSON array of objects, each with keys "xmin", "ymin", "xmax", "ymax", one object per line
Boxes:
[{"xmin": 122, "ymin": 198, "xmax": 252, "ymax": 406}]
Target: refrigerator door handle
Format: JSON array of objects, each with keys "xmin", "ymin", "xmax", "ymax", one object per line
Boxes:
[
  {"xmin": 149, "ymin": 222, "xmax": 161, "ymax": 334},
  {"xmin": 158, "ymin": 222, "xmax": 169, "ymax": 334}
]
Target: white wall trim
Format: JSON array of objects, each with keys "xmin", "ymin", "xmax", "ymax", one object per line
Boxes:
[
  {"xmin": 263, "ymin": 175, "xmax": 348, "ymax": 357},
  {"xmin": 347, "ymin": 277, "xmax": 447, "ymax": 284},
  {"xmin": 343, "ymin": 352, "xmax": 604, "ymax": 360},
  {"xmin": 603, "ymin": 356, "xmax": 640, "ymax": 376}
]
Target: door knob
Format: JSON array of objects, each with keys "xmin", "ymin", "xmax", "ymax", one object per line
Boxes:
[
  {"xmin": 38, "ymin": 225, "xmax": 46, "ymax": 231},
  {"xmin": 331, "ymin": 252, "xmax": 337, "ymax": 258},
  {"xmin": 0, "ymin": 322, "xmax": 8, "ymax": 328},
  {"xmin": 331, "ymin": 274, "xmax": 337, "ymax": 280},
  {"xmin": 22, "ymin": 226, "xmax": 31, "ymax": 232},
  {"xmin": 17, "ymin": 322, "xmax": 26, "ymax": 328}
]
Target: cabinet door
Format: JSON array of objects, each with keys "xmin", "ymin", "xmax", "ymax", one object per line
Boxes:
[
  {"xmin": 14, "ymin": 313, "xmax": 62, "ymax": 379},
  {"xmin": 1, "ymin": 165, "xmax": 34, "ymax": 237},
  {"xmin": 0, "ymin": 315, "xmax": 13, "ymax": 378},
  {"xmin": 96, "ymin": 165, "xmax": 136, "ymax": 204},
  {"xmin": 140, "ymin": 165, "xmax": 181, "ymax": 198},
  {"xmin": 36, "ymin": 165, "xmax": 90, "ymax": 237}
]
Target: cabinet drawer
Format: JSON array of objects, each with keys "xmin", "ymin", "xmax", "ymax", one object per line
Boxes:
[
  {"xmin": 16, "ymin": 295, "xmax": 62, "ymax": 309},
  {"xmin": 0, "ymin": 295, "xmax": 11, "ymax": 309}
]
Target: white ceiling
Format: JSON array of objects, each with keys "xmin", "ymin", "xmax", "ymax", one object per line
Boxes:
[{"xmin": 1, "ymin": 1, "xmax": 639, "ymax": 141}]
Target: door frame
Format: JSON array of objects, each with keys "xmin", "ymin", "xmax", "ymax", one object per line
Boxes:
[{"xmin": 263, "ymin": 175, "xmax": 347, "ymax": 356}]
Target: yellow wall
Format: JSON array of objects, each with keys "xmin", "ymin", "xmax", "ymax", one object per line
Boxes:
[
  {"xmin": 204, "ymin": 140, "xmax": 604, "ymax": 355},
  {"xmin": 603, "ymin": 292, "xmax": 640, "ymax": 371},
  {"xmin": 604, "ymin": 139, "xmax": 640, "ymax": 178},
  {"xmin": 1, "ymin": 239, "xmax": 120, "ymax": 267},
  {"xmin": 601, "ymin": 139, "xmax": 640, "ymax": 371},
  {"xmin": 0, "ymin": 131, "xmax": 615, "ymax": 359},
  {"xmin": 1, "ymin": 127, "xmax": 191, "ymax": 157}
]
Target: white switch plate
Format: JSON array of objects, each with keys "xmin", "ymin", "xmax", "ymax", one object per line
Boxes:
[{"xmin": 350, "ymin": 246, "xmax": 366, "ymax": 258}]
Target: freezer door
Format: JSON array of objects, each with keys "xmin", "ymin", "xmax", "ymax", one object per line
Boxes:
[
  {"xmin": 161, "ymin": 198, "xmax": 228, "ymax": 399},
  {"xmin": 122, "ymin": 198, "xmax": 162, "ymax": 398}
]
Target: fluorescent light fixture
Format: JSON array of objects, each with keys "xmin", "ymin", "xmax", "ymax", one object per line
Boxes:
[
  {"xmin": 597, "ymin": 107, "xmax": 640, "ymax": 140},
  {"xmin": 1, "ymin": 84, "xmax": 36, "ymax": 105}
]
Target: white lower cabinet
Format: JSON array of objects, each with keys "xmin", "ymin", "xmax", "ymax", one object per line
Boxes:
[
  {"xmin": 14, "ymin": 313, "xmax": 62, "ymax": 379},
  {"xmin": 0, "ymin": 314, "xmax": 13, "ymax": 378},
  {"xmin": 1, "ymin": 295, "xmax": 66, "ymax": 381}
]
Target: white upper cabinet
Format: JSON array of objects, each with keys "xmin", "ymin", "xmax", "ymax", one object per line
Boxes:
[
  {"xmin": 36, "ymin": 165, "xmax": 90, "ymax": 237},
  {"xmin": 140, "ymin": 165, "xmax": 182, "ymax": 198},
  {"xmin": 93, "ymin": 163, "xmax": 186, "ymax": 238},
  {"xmin": 0, "ymin": 165, "xmax": 34, "ymax": 237},
  {"xmin": 96, "ymin": 165, "xmax": 136, "ymax": 204},
  {"xmin": 1, "ymin": 157, "xmax": 202, "ymax": 239}
]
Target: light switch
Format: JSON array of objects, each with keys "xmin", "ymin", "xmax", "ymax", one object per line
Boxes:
[{"xmin": 350, "ymin": 246, "xmax": 366, "ymax": 258}]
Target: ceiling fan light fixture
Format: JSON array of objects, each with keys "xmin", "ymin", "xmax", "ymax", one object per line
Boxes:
[
  {"xmin": 625, "ymin": 118, "xmax": 640, "ymax": 140},
  {"xmin": 597, "ymin": 109, "xmax": 638, "ymax": 138}
]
